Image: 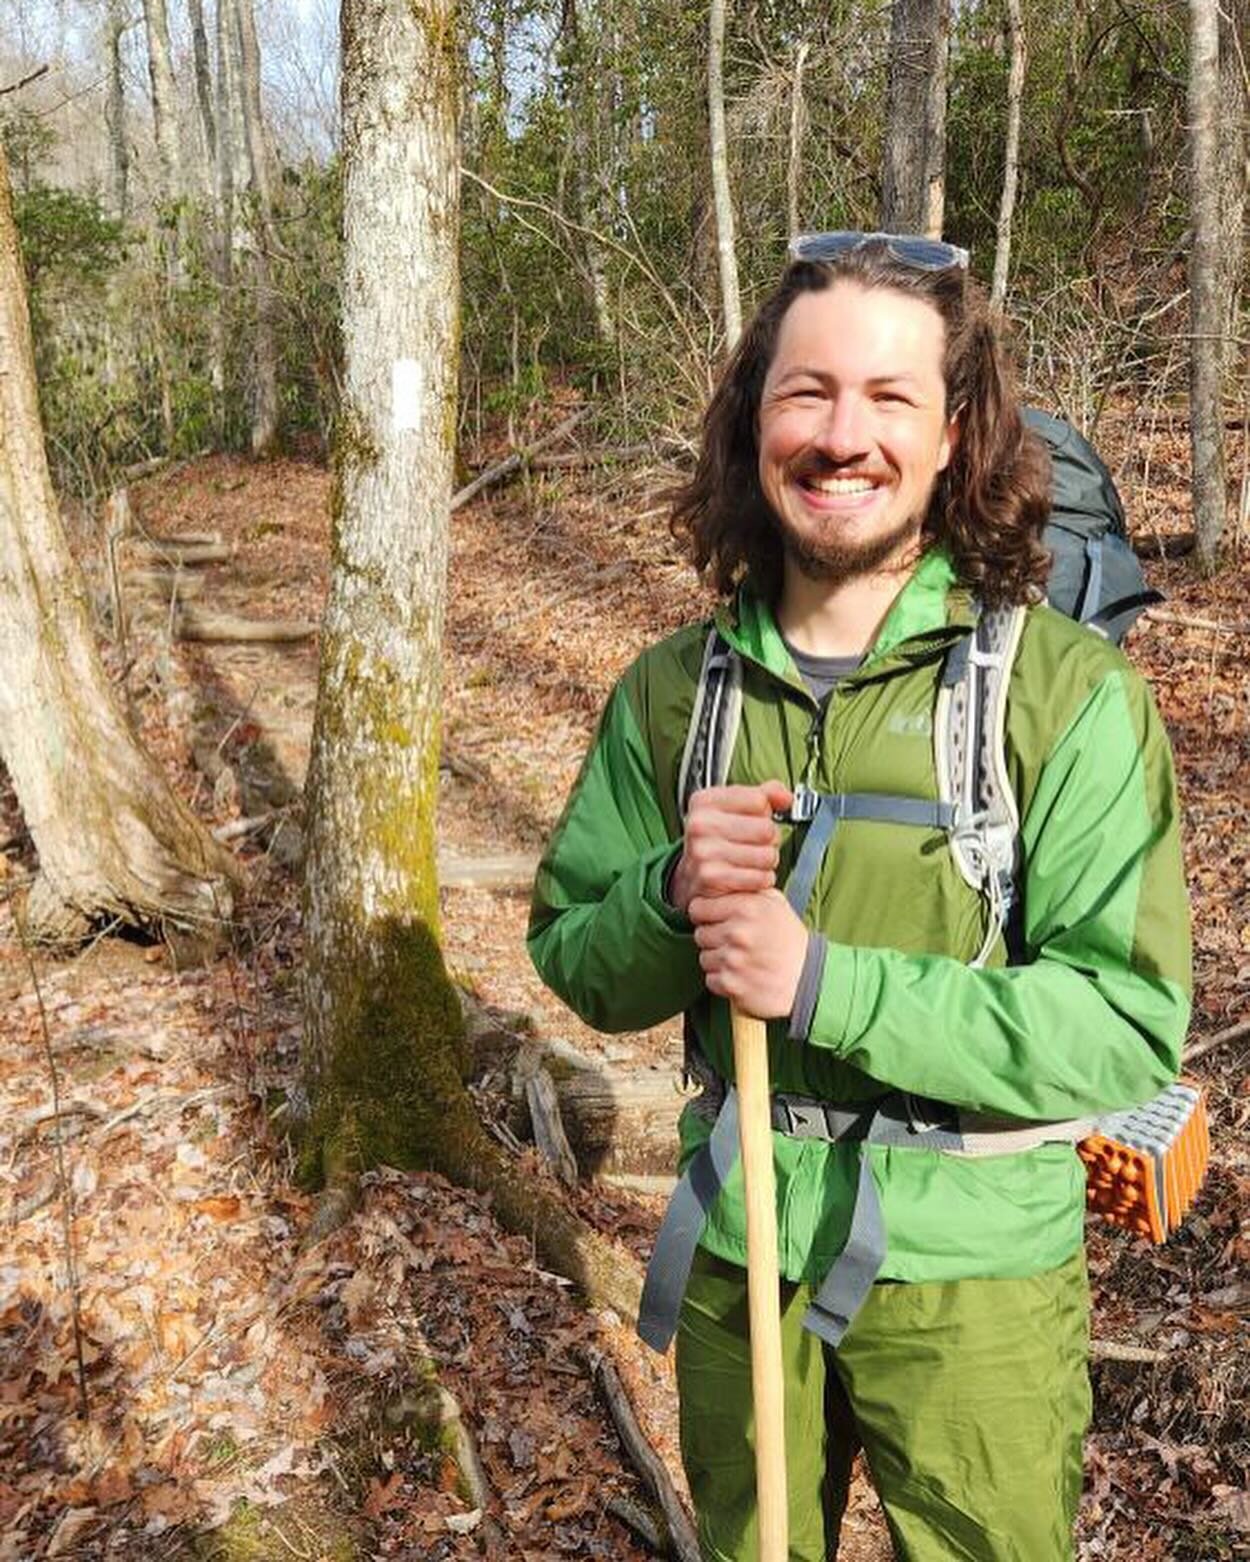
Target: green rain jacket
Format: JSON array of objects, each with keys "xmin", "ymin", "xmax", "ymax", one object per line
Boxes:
[{"xmin": 527, "ymin": 549, "xmax": 1192, "ymax": 1286}]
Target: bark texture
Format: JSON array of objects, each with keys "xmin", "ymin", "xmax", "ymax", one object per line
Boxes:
[
  {"xmin": 881, "ymin": 0, "xmax": 949, "ymax": 236},
  {"xmin": 708, "ymin": 0, "xmax": 742, "ymax": 348},
  {"xmin": 188, "ymin": 0, "xmax": 217, "ymax": 179},
  {"xmin": 105, "ymin": 0, "xmax": 129, "ymax": 222},
  {"xmin": 990, "ymin": 0, "xmax": 1025, "ymax": 309},
  {"xmin": 233, "ymin": 0, "xmax": 280, "ymax": 456},
  {"xmin": 1188, "ymin": 0, "xmax": 1227, "ymax": 571},
  {"xmin": 787, "ymin": 40, "xmax": 809, "ymax": 239},
  {"xmin": 1217, "ymin": 0, "xmax": 1248, "ymax": 384},
  {"xmin": 141, "ymin": 0, "xmax": 182, "ymax": 207},
  {"xmin": 0, "ymin": 149, "xmax": 242, "ymax": 942},
  {"xmin": 302, "ymin": 0, "xmax": 640, "ymax": 1325}
]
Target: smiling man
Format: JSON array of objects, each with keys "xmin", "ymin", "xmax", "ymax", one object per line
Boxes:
[{"xmin": 528, "ymin": 236, "xmax": 1191, "ymax": 1560}]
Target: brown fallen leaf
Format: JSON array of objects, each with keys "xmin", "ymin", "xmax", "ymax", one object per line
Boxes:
[
  {"xmin": 191, "ymin": 1195, "xmax": 243, "ymax": 1222},
  {"xmin": 363, "ymin": 1472, "xmax": 406, "ymax": 1520},
  {"xmin": 46, "ymin": 1507, "xmax": 98, "ymax": 1557}
]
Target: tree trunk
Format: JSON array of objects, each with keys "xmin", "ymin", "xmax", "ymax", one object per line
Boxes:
[
  {"xmin": 787, "ymin": 40, "xmax": 809, "ymax": 238},
  {"xmin": 568, "ymin": 0, "xmax": 618, "ymax": 349},
  {"xmin": 990, "ymin": 0, "xmax": 1025, "ymax": 309},
  {"xmin": 881, "ymin": 0, "xmax": 950, "ymax": 236},
  {"xmin": 0, "ymin": 148, "xmax": 243, "ymax": 943},
  {"xmin": 303, "ymin": 0, "xmax": 639, "ymax": 1324},
  {"xmin": 141, "ymin": 0, "xmax": 182, "ymax": 209},
  {"xmin": 1217, "ymin": 0, "xmax": 1248, "ymax": 386},
  {"xmin": 1189, "ymin": 0, "xmax": 1227, "ymax": 572},
  {"xmin": 187, "ymin": 0, "xmax": 217, "ymax": 182},
  {"xmin": 233, "ymin": 0, "xmax": 280, "ymax": 456},
  {"xmin": 213, "ymin": 0, "xmax": 237, "ymax": 443},
  {"xmin": 104, "ymin": 0, "xmax": 129, "ymax": 223},
  {"xmin": 708, "ymin": 0, "xmax": 742, "ymax": 348}
]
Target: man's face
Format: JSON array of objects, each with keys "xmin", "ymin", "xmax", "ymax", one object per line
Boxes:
[{"xmin": 757, "ymin": 281, "xmax": 959, "ymax": 582}]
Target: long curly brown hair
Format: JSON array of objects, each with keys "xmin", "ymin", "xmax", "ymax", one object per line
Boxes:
[{"xmin": 670, "ymin": 244, "xmax": 1052, "ymax": 607}]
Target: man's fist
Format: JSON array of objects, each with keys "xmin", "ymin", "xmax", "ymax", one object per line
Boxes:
[
  {"xmin": 690, "ymin": 888, "xmax": 808, "ymax": 1019},
  {"xmin": 668, "ymin": 781, "xmax": 792, "ymax": 916}
]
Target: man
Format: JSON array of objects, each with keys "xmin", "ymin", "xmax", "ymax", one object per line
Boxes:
[{"xmin": 528, "ymin": 235, "xmax": 1191, "ymax": 1560}]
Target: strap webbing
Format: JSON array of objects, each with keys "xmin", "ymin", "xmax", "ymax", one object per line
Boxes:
[
  {"xmin": 637, "ymin": 1088, "xmax": 741, "ymax": 1351},
  {"xmin": 785, "ymin": 791, "xmax": 957, "ymax": 917},
  {"xmin": 1085, "ymin": 588, "xmax": 1163, "ymax": 640},
  {"xmin": 1077, "ymin": 534, "xmax": 1104, "ymax": 623}
]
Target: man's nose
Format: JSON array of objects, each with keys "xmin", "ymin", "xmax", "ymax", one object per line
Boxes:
[{"xmin": 812, "ymin": 394, "xmax": 870, "ymax": 459}]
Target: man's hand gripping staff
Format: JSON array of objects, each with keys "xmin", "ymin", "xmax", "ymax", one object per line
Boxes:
[
  {"xmin": 671, "ymin": 781, "xmax": 809, "ymax": 1019},
  {"xmin": 672, "ymin": 780, "xmax": 806, "ymax": 1562}
]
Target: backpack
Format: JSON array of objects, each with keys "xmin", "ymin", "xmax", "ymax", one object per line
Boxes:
[{"xmin": 678, "ymin": 409, "xmax": 1162, "ymax": 966}]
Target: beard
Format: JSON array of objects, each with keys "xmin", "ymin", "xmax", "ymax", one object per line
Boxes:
[{"xmin": 773, "ymin": 503, "xmax": 925, "ymax": 584}]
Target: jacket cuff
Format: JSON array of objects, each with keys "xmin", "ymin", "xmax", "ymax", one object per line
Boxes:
[
  {"xmin": 788, "ymin": 933, "xmax": 828, "ymax": 1040},
  {"xmin": 806, "ymin": 940, "xmax": 865, "ymax": 1054},
  {"xmin": 647, "ymin": 845, "xmax": 693, "ymax": 931}
]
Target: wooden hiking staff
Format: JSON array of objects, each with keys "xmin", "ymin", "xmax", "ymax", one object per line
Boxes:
[{"xmin": 731, "ymin": 1002, "xmax": 789, "ymax": 1561}]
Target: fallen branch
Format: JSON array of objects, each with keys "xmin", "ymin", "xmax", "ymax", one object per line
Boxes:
[
  {"xmin": 0, "ymin": 63, "xmax": 50, "ymax": 96},
  {"xmin": 587, "ymin": 1349, "xmax": 700, "ymax": 1562},
  {"xmin": 523, "ymin": 1065, "xmax": 579, "ymax": 1186},
  {"xmin": 388, "ymin": 1359, "xmax": 491, "ymax": 1510},
  {"xmin": 1142, "ymin": 608, "xmax": 1250, "ymax": 636},
  {"xmin": 175, "ymin": 610, "xmax": 318, "ymax": 643},
  {"xmin": 1131, "ymin": 532, "xmax": 1195, "ymax": 559},
  {"xmin": 1184, "ymin": 1016, "xmax": 1250, "ymax": 1065},
  {"xmin": 213, "ymin": 812, "xmax": 276, "ymax": 843},
  {"xmin": 451, "ymin": 410, "xmax": 587, "ymax": 510},
  {"xmin": 132, "ymin": 539, "xmax": 232, "ymax": 566},
  {"xmin": 1089, "ymin": 1339, "xmax": 1167, "ymax": 1365}
]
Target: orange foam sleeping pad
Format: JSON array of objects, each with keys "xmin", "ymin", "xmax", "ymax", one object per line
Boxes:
[{"xmin": 1077, "ymin": 1081, "xmax": 1209, "ymax": 1243}]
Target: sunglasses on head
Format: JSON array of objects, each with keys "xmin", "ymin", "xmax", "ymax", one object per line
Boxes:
[{"xmin": 788, "ymin": 231, "xmax": 970, "ymax": 272}]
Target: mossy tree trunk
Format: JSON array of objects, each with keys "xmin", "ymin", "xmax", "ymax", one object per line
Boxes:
[
  {"xmin": 0, "ymin": 147, "xmax": 244, "ymax": 943},
  {"xmin": 302, "ymin": 0, "xmax": 639, "ymax": 1323}
]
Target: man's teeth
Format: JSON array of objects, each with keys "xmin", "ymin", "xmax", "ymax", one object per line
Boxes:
[{"xmin": 806, "ymin": 476, "xmax": 878, "ymax": 495}]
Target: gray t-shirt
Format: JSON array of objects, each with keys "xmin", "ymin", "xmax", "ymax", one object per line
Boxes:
[{"xmin": 783, "ymin": 638, "xmax": 863, "ymax": 705}]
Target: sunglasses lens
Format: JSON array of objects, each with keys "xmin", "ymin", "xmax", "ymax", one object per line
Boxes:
[
  {"xmin": 788, "ymin": 231, "xmax": 968, "ymax": 271},
  {"xmin": 888, "ymin": 237, "xmax": 967, "ymax": 270}
]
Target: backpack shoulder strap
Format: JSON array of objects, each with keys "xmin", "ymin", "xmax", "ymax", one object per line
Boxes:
[
  {"xmin": 676, "ymin": 626, "xmax": 743, "ymax": 820},
  {"xmin": 934, "ymin": 603, "xmax": 1027, "ymax": 966}
]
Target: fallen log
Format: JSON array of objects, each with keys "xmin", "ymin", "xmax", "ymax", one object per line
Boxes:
[
  {"xmin": 175, "ymin": 610, "xmax": 318, "ymax": 643},
  {"xmin": 1142, "ymin": 608, "xmax": 1250, "ymax": 636},
  {"xmin": 133, "ymin": 539, "xmax": 231, "ymax": 566},
  {"xmin": 451, "ymin": 410, "xmax": 587, "ymax": 510},
  {"xmin": 123, "ymin": 568, "xmax": 207, "ymax": 597},
  {"xmin": 510, "ymin": 1038, "xmax": 686, "ymax": 1178},
  {"xmin": 438, "ymin": 851, "xmax": 538, "ymax": 890}
]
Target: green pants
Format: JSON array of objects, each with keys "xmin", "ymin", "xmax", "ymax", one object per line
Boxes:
[{"xmin": 676, "ymin": 1247, "xmax": 1091, "ymax": 1561}]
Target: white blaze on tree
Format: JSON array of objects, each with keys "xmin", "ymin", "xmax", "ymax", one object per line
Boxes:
[
  {"xmin": 302, "ymin": 0, "xmax": 465, "ymax": 1169},
  {"xmin": 708, "ymin": 0, "xmax": 742, "ymax": 348},
  {"xmin": 1188, "ymin": 0, "xmax": 1226, "ymax": 571},
  {"xmin": 881, "ymin": 0, "xmax": 950, "ymax": 237},
  {"xmin": 0, "ymin": 147, "xmax": 242, "ymax": 944}
]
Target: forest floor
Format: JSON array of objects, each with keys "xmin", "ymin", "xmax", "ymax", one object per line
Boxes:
[{"xmin": 2, "ymin": 406, "xmax": 1249, "ymax": 1560}]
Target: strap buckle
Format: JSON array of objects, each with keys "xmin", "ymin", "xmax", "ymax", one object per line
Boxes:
[
  {"xmin": 775, "ymin": 1095, "xmax": 833, "ymax": 1139},
  {"xmin": 788, "ymin": 784, "xmax": 821, "ymax": 823}
]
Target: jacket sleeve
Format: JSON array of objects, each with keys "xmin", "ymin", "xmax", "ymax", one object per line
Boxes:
[
  {"xmin": 804, "ymin": 666, "xmax": 1192, "ymax": 1120},
  {"xmin": 527, "ymin": 677, "xmax": 705, "ymax": 1033}
]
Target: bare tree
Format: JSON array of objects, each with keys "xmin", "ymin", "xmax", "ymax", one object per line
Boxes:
[
  {"xmin": 300, "ymin": 0, "xmax": 639, "ymax": 1319},
  {"xmin": 1217, "ymin": 0, "xmax": 1248, "ymax": 383},
  {"xmin": 1189, "ymin": 0, "xmax": 1226, "ymax": 571},
  {"xmin": 104, "ymin": 0, "xmax": 129, "ymax": 222},
  {"xmin": 881, "ymin": 0, "xmax": 949, "ymax": 236},
  {"xmin": 141, "ymin": 0, "xmax": 181, "ymax": 207},
  {"xmin": 187, "ymin": 0, "xmax": 217, "ymax": 181},
  {"xmin": 708, "ymin": 0, "xmax": 742, "ymax": 347},
  {"xmin": 233, "ymin": 0, "xmax": 280, "ymax": 455},
  {"xmin": 0, "ymin": 146, "xmax": 242, "ymax": 944},
  {"xmin": 787, "ymin": 39, "xmax": 809, "ymax": 238},
  {"xmin": 991, "ymin": 0, "xmax": 1026, "ymax": 309}
]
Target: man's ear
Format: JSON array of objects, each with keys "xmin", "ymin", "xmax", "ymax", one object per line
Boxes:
[{"xmin": 937, "ymin": 404, "xmax": 963, "ymax": 474}]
